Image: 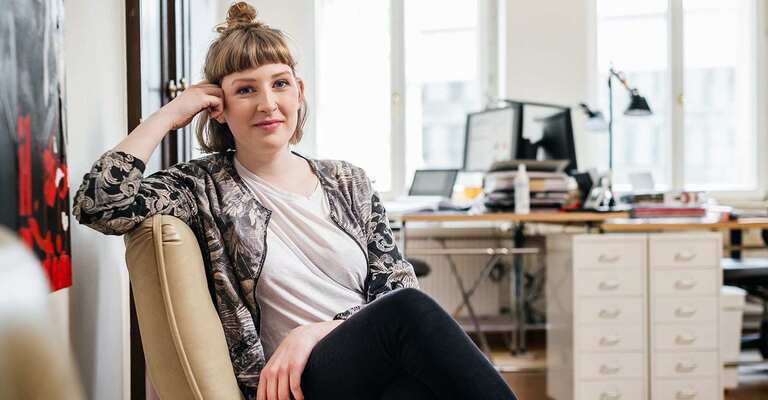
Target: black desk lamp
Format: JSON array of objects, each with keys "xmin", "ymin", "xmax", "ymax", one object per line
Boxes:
[
  {"xmin": 579, "ymin": 67, "xmax": 652, "ymax": 209},
  {"xmin": 607, "ymin": 66, "xmax": 652, "ymax": 170}
]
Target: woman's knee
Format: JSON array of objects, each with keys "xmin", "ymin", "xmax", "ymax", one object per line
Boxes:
[{"xmin": 379, "ymin": 288, "xmax": 443, "ymax": 320}]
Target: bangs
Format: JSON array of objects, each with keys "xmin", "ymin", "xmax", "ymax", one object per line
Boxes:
[{"xmin": 206, "ymin": 28, "xmax": 296, "ymax": 84}]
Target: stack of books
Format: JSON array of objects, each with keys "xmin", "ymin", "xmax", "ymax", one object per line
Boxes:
[
  {"xmin": 483, "ymin": 170, "xmax": 574, "ymax": 211},
  {"xmin": 620, "ymin": 191, "xmax": 708, "ymax": 218}
]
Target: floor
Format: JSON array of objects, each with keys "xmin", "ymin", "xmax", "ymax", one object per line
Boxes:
[{"xmin": 483, "ymin": 337, "xmax": 768, "ymax": 400}]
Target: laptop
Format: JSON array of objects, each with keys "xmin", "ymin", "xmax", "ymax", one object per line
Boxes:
[{"xmin": 385, "ymin": 169, "xmax": 461, "ymax": 215}]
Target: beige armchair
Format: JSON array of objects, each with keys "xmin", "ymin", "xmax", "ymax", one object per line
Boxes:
[{"xmin": 125, "ymin": 215, "xmax": 243, "ymax": 400}]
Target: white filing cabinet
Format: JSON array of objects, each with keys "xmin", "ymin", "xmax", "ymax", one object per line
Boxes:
[
  {"xmin": 649, "ymin": 234, "xmax": 722, "ymax": 400},
  {"xmin": 546, "ymin": 233, "xmax": 722, "ymax": 400}
]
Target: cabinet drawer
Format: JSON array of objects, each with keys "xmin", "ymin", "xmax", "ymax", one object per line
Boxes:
[
  {"xmin": 574, "ymin": 241, "xmax": 645, "ymax": 269},
  {"xmin": 654, "ymin": 324, "xmax": 718, "ymax": 351},
  {"xmin": 579, "ymin": 353, "xmax": 645, "ymax": 379},
  {"xmin": 576, "ymin": 269, "xmax": 644, "ymax": 296},
  {"xmin": 654, "ymin": 352, "xmax": 719, "ymax": 378},
  {"xmin": 578, "ymin": 325, "xmax": 644, "ymax": 352},
  {"xmin": 652, "ymin": 379, "xmax": 718, "ymax": 400},
  {"xmin": 650, "ymin": 238, "xmax": 719, "ymax": 268},
  {"xmin": 653, "ymin": 269, "xmax": 718, "ymax": 296},
  {"xmin": 654, "ymin": 297, "xmax": 718, "ymax": 323},
  {"xmin": 579, "ymin": 380, "xmax": 644, "ymax": 400},
  {"xmin": 578, "ymin": 298, "xmax": 644, "ymax": 325}
]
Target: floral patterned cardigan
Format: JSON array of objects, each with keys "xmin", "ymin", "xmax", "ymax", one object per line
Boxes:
[{"xmin": 73, "ymin": 150, "xmax": 418, "ymax": 395}]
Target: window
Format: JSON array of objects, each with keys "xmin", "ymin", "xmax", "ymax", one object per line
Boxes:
[
  {"xmin": 596, "ymin": 0, "xmax": 760, "ymax": 193},
  {"xmin": 681, "ymin": 0, "xmax": 757, "ymax": 190},
  {"xmin": 316, "ymin": 0, "xmax": 393, "ymax": 191},
  {"xmin": 316, "ymin": 0, "xmax": 495, "ymax": 196},
  {"xmin": 403, "ymin": 0, "xmax": 483, "ymax": 176}
]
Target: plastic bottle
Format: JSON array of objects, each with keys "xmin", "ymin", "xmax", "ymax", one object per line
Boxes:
[{"xmin": 514, "ymin": 163, "xmax": 530, "ymax": 214}]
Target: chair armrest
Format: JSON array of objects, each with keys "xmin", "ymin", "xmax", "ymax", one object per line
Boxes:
[{"xmin": 125, "ymin": 215, "xmax": 242, "ymax": 400}]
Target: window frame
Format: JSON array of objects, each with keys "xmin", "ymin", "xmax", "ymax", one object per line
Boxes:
[
  {"xmin": 595, "ymin": 0, "xmax": 768, "ymax": 201},
  {"xmin": 386, "ymin": 0, "xmax": 502, "ymax": 200}
]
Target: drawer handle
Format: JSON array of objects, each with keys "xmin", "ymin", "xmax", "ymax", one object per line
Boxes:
[
  {"xmin": 675, "ymin": 361, "xmax": 698, "ymax": 373},
  {"xmin": 676, "ymin": 389, "xmax": 698, "ymax": 400},
  {"xmin": 599, "ymin": 363, "xmax": 621, "ymax": 375},
  {"xmin": 600, "ymin": 390, "xmax": 622, "ymax": 400},
  {"xmin": 674, "ymin": 279, "xmax": 697, "ymax": 290},
  {"xmin": 598, "ymin": 254, "xmax": 621, "ymax": 263},
  {"xmin": 675, "ymin": 333, "xmax": 698, "ymax": 345},
  {"xmin": 674, "ymin": 251, "xmax": 696, "ymax": 262},
  {"xmin": 599, "ymin": 335, "xmax": 622, "ymax": 346},
  {"xmin": 674, "ymin": 306, "xmax": 698, "ymax": 318},
  {"xmin": 598, "ymin": 280, "xmax": 621, "ymax": 291},
  {"xmin": 599, "ymin": 308, "xmax": 622, "ymax": 319}
]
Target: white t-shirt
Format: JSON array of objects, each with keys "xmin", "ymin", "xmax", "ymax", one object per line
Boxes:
[{"xmin": 233, "ymin": 157, "xmax": 367, "ymax": 359}]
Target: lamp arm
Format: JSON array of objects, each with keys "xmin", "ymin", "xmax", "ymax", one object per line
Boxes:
[{"xmin": 608, "ymin": 68, "xmax": 634, "ymax": 92}]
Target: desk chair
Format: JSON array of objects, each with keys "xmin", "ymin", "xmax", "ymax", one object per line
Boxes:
[
  {"xmin": 722, "ymin": 256, "xmax": 768, "ymax": 359},
  {"xmin": 124, "ymin": 215, "xmax": 243, "ymax": 400},
  {"xmin": 406, "ymin": 258, "xmax": 431, "ymax": 278}
]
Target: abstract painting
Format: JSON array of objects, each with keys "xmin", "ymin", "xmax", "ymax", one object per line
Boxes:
[{"xmin": 0, "ymin": 0, "xmax": 71, "ymax": 291}]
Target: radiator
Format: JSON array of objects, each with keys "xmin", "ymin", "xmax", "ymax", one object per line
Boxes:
[{"xmin": 407, "ymin": 237, "xmax": 506, "ymax": 317}]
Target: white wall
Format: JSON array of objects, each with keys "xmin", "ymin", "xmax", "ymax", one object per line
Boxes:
[
  {"xmin": 505, "ymin": 0, "xmax": 604, "ymax": 171},
  {"xmin": 64, "ymin": 1, "xmax": 131, "ymax": 399}
]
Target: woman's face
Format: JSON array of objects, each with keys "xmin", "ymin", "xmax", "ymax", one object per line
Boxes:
[{"xmin": 217, "ymin": 63, "xmax": 304, "ymax": 154}]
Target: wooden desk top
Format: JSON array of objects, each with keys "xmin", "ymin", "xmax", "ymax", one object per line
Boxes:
[
  {"xmin": 399, "ymin": 211, "xmax": 768, "ymax": 232},
  {"xmin": 399, "ymin": 211, "xmax": 629, "ymax": 223},
  {"xmin": 600, "ymin": 217, "xmax": 768, "ymax": 232}
]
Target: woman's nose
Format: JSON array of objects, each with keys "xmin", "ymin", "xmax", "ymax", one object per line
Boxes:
[{"xmin": 256, "ymin": 91, "xmax": 277, "ymax": 113}]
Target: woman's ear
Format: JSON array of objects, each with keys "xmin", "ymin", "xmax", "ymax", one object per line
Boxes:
[
  {"xmin": 214, "ymin": 113, "xmax": 227, "ymax": 124},
  {"xmin": 296, "ymin": 77, "xmax": 305, "ymax": 103}
]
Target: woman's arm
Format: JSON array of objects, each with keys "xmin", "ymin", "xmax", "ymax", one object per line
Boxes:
[
  {"xmin": 73, "ymin": 82, "xmax": 224, "ymax": 235},
  {"xmin": 115, "ymin": 83, "xmax": 224, "ymax": 164},
  {"xmin": 257, "ymin": 320, "xmax": 343, "ymax": 400}
]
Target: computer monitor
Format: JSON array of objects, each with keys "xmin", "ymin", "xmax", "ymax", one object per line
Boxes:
[
  {"xmin": 462, "ymin": 105, "xmax": 522, "ymax": 172},
  {"xmin": 534, "ymin": 109, "xmax": 578, "ymax": 174}
]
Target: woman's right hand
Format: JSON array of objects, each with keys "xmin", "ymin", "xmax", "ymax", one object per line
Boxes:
[{"xmin": 159, "ymin": 81, "xmax": 225, "ymax": 130}]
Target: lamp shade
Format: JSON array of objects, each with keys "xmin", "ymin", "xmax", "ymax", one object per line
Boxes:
[{"xmin": 624, "ymin": 89, "xmax": 652, "ymax": 116}]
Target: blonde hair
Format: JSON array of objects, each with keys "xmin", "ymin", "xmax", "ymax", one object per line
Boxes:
[{"xmin": 194, "ymin": 1, "xmax": 308, "ymax": 153}]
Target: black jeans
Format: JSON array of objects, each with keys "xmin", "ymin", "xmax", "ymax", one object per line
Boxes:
[{"xmin": 300, "ymin": 288, "xmax": 517, "ymax": 400}]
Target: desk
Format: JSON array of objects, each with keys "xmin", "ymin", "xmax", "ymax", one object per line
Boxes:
[
  {"xmin": 399, "ymin": 211, "xmax": 768, "ymax": 356},
  {"xmin": 601, "ymin": 217, "xmax": 768, "ymax": 233},
  {"xmin": 399, "ymin": 211, "xmax": 627, "ymax": 355}
]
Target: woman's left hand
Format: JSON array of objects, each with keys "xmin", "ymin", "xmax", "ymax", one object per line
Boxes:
[{"xmin": 257, "ymin": 320, "xmax": 343, "ymax": 400}]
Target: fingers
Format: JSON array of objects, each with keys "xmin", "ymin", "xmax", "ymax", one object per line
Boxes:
[
  {"xmin": 203, "ymin": 95, "xmax": 224, "ymax": 120},
  {"xmin": 289, "ymin": 364, "xmax": 305, "ymax": 400},
  {"xmin": 278, "ymin": 367, "xmax": 291, "ymax": 400},
  {"xmin": 256, "ymin": 373, "xmax": 266, "ymax": 400}
]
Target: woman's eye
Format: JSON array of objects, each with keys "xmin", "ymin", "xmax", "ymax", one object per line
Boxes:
[
  {"xmin": 236, "ymin": 87, "xmax": 254, "ymax": 95},
  {"xmin": 274, "ymin": 79, "xmax": 290, "ymax": 89}
]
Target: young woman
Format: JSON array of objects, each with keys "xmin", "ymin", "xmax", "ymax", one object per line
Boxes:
[{"xmin": 74, "ymin": 3, "xmax": 517, "ymax": 400}]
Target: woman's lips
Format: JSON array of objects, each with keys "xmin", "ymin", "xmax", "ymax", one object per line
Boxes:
[{"xmin": 254, "ymin": 120, "xmax": 282, "ymax": 132}]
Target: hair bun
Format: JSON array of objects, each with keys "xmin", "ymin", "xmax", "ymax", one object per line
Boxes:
[{"xmin": 217, "ymin": 2, "xmax": 262, "ymax": 33}]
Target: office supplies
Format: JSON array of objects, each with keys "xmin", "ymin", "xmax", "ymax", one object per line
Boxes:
[
  {"xmin": 586, "ymin": 66, "xmax": 653, "ymax": 209},
  {"xmin": 384, "ymin": 169, "xmax": 461, "ymax": 215},
  {"xmin": 483, "ymin": 168, "xmax": 572, "ymax": 211},
  {"xmin": 488, "ymin": 159, "xmax": 568, "ymax": 174},
  {"xmin": 629, "ymin": 171, "xmax": 655, "ymax": 191},
  {"xmin": 534, "ymin": 109, "xmax": 578, "ymax": 173},
  {"xmin": 502, "ymin": 100, "xmax": 578, "ymax": 174},
  {"xmin": 463, "ymin": 106, "xmax": 521, "ymax": 172},
  {"xmin": 513, "ymin": 164, "xmax": 530, "ymax": 214},
  {"xmin": 407, "ymin": 169, "xmax": 459, "ymax": 198}
]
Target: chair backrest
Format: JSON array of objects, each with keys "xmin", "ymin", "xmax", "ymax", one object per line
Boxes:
[
  {"xmin": 0, "ymin": 227, "xmax": 84, "ymax": 400},
  {"xmin": 124, "ymin": 215, "xmax": 242, "ymax": 400}
]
